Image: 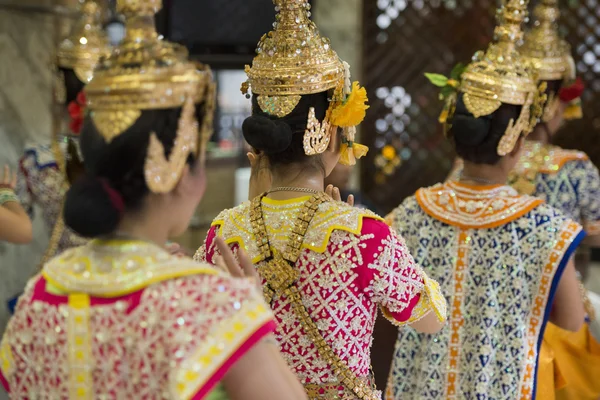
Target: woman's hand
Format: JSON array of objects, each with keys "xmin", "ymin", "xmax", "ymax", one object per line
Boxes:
[
  {"xmin": 325, "ymin": 184, "xmax": 354, "ymax": 206},
  {"xmin": 248, "ymin": 152, "xmax": 272, "ymax": 200},
  {"xmin": 1, "ymin": 165, "xmax": 17, "ymax": 190},
  {"xmin": 214, "ymin": 236, "xmax": 261, "ymax": 292}
]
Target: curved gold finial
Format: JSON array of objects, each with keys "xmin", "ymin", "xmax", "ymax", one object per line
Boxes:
[{"xmin": 56, "ymin": 0, "xmax": 111, "ymax": 83}]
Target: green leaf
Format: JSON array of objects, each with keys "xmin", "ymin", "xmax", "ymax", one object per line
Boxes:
[
  {"xmin": 450, "ymin": 63, "xmax": 467, "ymax": 80},
  {"xmin": 424, "ymin": 73, "xmax": 449, "ymax": 87},
  {"xmin": 440, "ymin": 85, "xmax": 455, "ymax": 99}
]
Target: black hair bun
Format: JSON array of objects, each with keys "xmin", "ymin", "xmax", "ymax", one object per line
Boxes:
[
  {"xmin": 64, "ymin": 177, "xmax": 121, "ymax": 238},
  {"xmin": 451, "ymin": 114, "xmax": 491, "ymax": 147},
  {"xmin": 242, "ymin": 115, "xmax": 294, "ymax": 154},
  {"xmin": 450, "ymin": 95, "xmax": 492, "ymax": 147}
]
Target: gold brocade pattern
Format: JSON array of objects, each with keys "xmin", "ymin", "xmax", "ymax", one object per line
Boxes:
[
  {"xmin": 1, "ymin": 241, "xmax": 275, "ymax": 399},
  {"xmin": 212, "ymin": 197, "xmax": 383, "ymax": 263}
]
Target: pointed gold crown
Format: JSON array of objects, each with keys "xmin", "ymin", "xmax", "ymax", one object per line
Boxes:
[
  {"xmin": 455, "ymin": 0, "xmax": 546, "ymax": 156},
  {"xmin": 243, "ymin": 0, "xmax": 345, "ymax": 117},
  {"xmin": 460, "ymin": 0, "xmax": 538, "ymax": 112},
  {"xmin": 85, "ymin": 0, "xmax": 213, "ymax": 141},
  {"xmin": 56, "ymin": 0, "xmax": 111, "ymax": 83},
  {"xmin": 520, "ymin": 0, "xmax": 574, "ymax": 81}
]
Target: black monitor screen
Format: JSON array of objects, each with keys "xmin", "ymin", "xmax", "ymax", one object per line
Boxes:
[{"xmin": 168, "ymin": 0, "xmax": 277, "ymax": 49}]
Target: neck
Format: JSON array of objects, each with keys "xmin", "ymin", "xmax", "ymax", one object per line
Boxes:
[
  {"xmin": 268, "ymin": 166, "xmax": 325, "ymax": 200},
  {"xmin": 527, "ymin": 126, "xmax": 550, "ymax": 144},
  {"xmin": 114, "ymin": 209, "xmax": 169, "ymax": 247},
  {"xmin": 460, "ymin": 161, "xmax": 509, "ymax": 186}
]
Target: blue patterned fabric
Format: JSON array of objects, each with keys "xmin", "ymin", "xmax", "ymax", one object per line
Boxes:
[{"xmin": 386, "ymin": 184, "xmax": 584, "ymax": 400}]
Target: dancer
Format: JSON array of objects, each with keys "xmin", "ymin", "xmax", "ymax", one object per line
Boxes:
[
  {"xmin": 386, "ymin": 1, "xmax": 585, "ymax": 399},
  {"xmin": 0, "ymin": 1, "xmax": 306, "ymax": 399},
  {"xmin": 197, "ymin": 1, "xmax": 447, "ymax": 399},
  {"xmin": 518, "ymin": 1, "xmax": 600, "ymax": 398}
]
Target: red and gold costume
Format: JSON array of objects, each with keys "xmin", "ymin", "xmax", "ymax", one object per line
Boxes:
[
  {"xmin": 0, "ymin": 240, "xmax": 274, "ymax": 399},
  {"xmin": 198, "ymin": 197, "xmax": 445, "ymax": 399}
]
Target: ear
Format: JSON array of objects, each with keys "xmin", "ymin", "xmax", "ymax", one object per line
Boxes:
[
  {"xmin": 328, "ymin": 126, "xmax": 339, "ymax": 153},
  {"xmin": 173, "ymin": 163, "xmax": 194, "ymax": 197}
]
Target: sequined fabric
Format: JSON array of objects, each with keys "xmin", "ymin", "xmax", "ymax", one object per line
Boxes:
[
  {"xmin": 0, "ymin": 240, "xmax": 275, "ymax": 399},
  {"xmin": 449, "ymin": 141, "xmax": 600, "ymax": 235},
  {"xmin": 16, "ymin": 144, "xmax": 86, "ymax": 256},
  {"xmin": 198, "ymin": 198, "xmax": 443, "ymax": 398},
  {"xmin": 386, "ymin": 183, "xmax": 584, "ymax": 400}
]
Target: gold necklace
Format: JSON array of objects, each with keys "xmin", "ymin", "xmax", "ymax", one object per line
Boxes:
[
  {"xmin": 267, "ymin": 186, "xmax": 321, "ymax": 195},
  {"xmin": 250, "ymin": 193, "xmax": 379, "ymax": 400}
]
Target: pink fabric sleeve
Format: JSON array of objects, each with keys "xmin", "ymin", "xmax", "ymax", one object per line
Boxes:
[
  {"xmin": 0, "ymin": 369, "xmax": 9, "ymax": 393},
  {"xmin": 355, "ymin": 218, "xmax": 425, "ymax": 325}
]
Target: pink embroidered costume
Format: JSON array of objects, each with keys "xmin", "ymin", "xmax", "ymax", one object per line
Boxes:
[
  {"xmin": 197, "ymin": 198, "xmax": 446, "ymax": 399},
  {"xmin": 0, "ymin": 239, "xmax": 275, "ymax": 399}
]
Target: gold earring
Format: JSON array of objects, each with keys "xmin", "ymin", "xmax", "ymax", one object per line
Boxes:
[
  {"xmin": 144, "ymin": 96, "xmax": 199, "ymax": 193},
  {"xmin": 303, "ymin": 107, "xmax": 331, "ymax": 155}
]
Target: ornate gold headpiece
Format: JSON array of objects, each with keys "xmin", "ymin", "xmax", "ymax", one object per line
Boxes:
[
  {"xmin": 85, "ymin": 0, "xmax": 215, "ymax": 193},
  {"xmin": 242, "ymin": 0, "xmax": 369, "ymax": 165},
  {"xmin": 520, "ymin": 0, "xmax": 579, "ymax": 121},
  {"xmin": 56, "ymin": 0, "xmax": 111, "ymax": 83},
  {"xmin": 429, "ymin": 0, "xmax": 546, "ymax": 156}
]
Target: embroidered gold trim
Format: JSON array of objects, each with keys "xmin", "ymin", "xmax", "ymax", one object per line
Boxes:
[
  {"xmin": 43, "ymin": 240, "xmax": 219, "ymax": 297},
  {"xmin": 518, "ymin": 220, "xmax": 582, "ymax": 399},
  {"xmin": 173, "ymin": 300, "xmax": 273, "ymax": 399},
  {"xmin": 67, "ymin": 293, "xmax": 93, "ymax": 400},
  {"xmin": 250, "ymin": 193, "xmax": 380, "ymax": 400},
  {"xmin": 415, "ymin": 182, "xmax": 544, "ymax": 229}
]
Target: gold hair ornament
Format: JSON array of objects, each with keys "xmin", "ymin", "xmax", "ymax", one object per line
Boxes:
[
  {"xmin": 145, "ymin": 96, "xmax": 199, "ymax": 193},
  {"xmin": 56, "ymin": 0, "xmax": 111, "ymax": 83},
  {"xmin": 520, "ymin": 0, "xmax": 581, "ymax": 122},
  {"xmin": 85, "ymin": 0, "xmax": 215, "ymax": 194},
  {"xmin": 429, "ymin": 0, "xmax": 542, "ymax": 155},
  {"xmin": 303, "ymin": 108, "xmax": 332, "ymax": 156},
  {"xmin": 243, "ymin": 0, "xmax": 369, "ymax": 162}
]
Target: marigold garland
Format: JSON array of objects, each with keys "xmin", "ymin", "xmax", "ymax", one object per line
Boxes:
[{"xmin": 331, "ymin": 81, "xmax": 369, "ymax": 127}]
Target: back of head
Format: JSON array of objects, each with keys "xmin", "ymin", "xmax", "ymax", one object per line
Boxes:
[
  {"xmin": 64, "ymin": 107, "xmax": 195, "ymax": 238},
  {"xmin": 449, "ymin": 94, "xmax": 522, "ymax": 165},
  {"xmin": 63, "ymin": 0, "xmax": 214, "ymax": 239},
  {"xmin": 242, "ymin": 92, "xmax": 330, "ymax": 167}
]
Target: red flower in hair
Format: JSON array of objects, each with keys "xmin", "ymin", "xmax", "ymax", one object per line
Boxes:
[
  {"xmin": 68, "ymin": 91, "xmax": 87, "ymax": 135},
  {"xmin": 559, "ymin": 77, "xmax": 584, "ymax": 103}
]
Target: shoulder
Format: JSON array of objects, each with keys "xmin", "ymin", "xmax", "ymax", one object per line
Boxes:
[
  {"xmin": 212, "ymin": 202, "xmax": 251, "ymax": 228},
  {"xmin": 386, "ymin": 194, "xmax": 422, "ymax": 226}
]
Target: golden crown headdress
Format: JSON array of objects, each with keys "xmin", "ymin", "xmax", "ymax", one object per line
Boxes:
[
  {"xmin": 428, "ymin": 0, "xmax": 546, "ymax": 156},
  {"xmin": 56, "ymin": 0, "xmax": 111, "ymax": 84},
  {"xmin": 520, "ymin": 0, "xmax": 581, "ymax": 121},
  {"xmin": 242, "ymin": 0, "xmax": 369, "ymax": 165},
  {"xmin": 85, "ymin": 0, "xmax": 215, "ymax": 194}
]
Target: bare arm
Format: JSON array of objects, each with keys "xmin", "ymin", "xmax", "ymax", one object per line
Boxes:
[
  {"xmin": 409, "ymin": 310, "xmax": 445, "ymax": 334},
  {"xmin": 549, "ymin": 257, "xmax": 585, "ymax": 332},
  {"xmin": 0, "ymin": 165, "xmax": 32, "ymax": 244},
  {"xmin": 223, "ymin": 338, "xmax": 307, "ymax": 400},
  {"xmin": 0, "ymin": 202, "xmax": 33, "ymax": 244}
]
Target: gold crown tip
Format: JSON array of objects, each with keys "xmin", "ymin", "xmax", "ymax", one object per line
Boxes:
[{"xmin": 117, "ymin": 0, "xmax": 162, "ymax": 16}]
